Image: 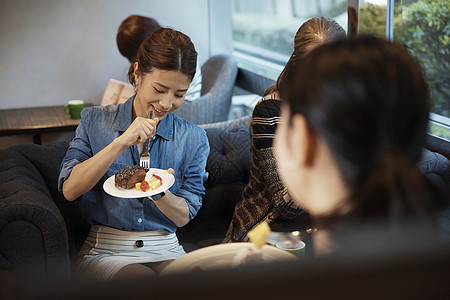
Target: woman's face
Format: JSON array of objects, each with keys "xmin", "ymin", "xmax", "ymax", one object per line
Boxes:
[
  {"xmin": 133, "ymin": 64, "xmax": 191, "ymax": 120},
  {"xmin": 275, "ymin": 105, "xmax": 351, "ymax": 218}
]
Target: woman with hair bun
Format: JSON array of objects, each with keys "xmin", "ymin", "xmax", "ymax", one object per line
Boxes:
[
  {"xmin": 59, "ymin": 28, "xmax": 209, "ymax": 280},
  {"xmin": 224, "ymin": 17, "xmax": 346, "ymax": 243},
  {"xmin": 115, "ymin": 15, "xmax": 202, "ymax": 103}
]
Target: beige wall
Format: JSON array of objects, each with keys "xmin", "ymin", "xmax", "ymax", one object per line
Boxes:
[
  {"xmin": 0, "ymin": 0, "xmax": 233, "ymax": 148},
  {"xmin": 0, "ymin": 0, "xmax": 212, "ymax": 110}
]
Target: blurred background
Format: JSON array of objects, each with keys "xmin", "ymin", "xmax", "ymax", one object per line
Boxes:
[{"xmin": 0, "ymin": 0, "xmax": 448, "ymax": 144}]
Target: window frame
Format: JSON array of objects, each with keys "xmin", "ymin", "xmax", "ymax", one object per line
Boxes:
[{"xmin": 231, "ymin": 0, "xmax": 350, "ymax": 80}]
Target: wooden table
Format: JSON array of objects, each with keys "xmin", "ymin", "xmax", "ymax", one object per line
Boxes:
[{"xmin": 0, "ymin": 105, "xmax": 83, "ymax": 144}]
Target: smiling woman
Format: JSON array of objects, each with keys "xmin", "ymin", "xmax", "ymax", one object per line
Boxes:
[
  {"xmin": 128, "ymin": 27, "xmax": 198, "ymax": 120},
  {"xmin": 132, "ymin": 68, "xmax": 191, "ymax": 120},
  {"xmin": 58, "ymin": 27, "xmax": 210, "ymax": 281}
]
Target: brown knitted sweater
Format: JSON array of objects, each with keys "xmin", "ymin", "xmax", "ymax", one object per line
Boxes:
[{"xmin": 224, "ymin": 93, "xmax": 304, "ymax": 242}]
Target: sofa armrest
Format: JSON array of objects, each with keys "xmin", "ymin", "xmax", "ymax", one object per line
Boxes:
[
  {"xmin": 0, "ymin": 148, "xmax": 70, "ymax": 280},
  {"xmin": 418, "ymin": 148, "xmax": 450, "ymax": 190}
]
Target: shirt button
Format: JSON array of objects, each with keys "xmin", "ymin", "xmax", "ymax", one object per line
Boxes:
[
  {"xmin": 137, "ymin": 217, "xmax": 142, "ymax": 223},
  {"xmin": 135, "ymin": 240, "xmax": 144, "ymax": 248}
]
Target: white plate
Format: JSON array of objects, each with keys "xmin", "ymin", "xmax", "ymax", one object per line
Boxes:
[
  {"xmin": 161, "ymin": 242, "xmax": 297, "ymax": 275},
  {"xmin": 103, "ymin": 168, "xmax": 175, "ymax": 198}
]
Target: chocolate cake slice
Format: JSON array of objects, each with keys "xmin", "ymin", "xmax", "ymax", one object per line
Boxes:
[{"xmin": 115, "ymin": 165, "xmax": 146, "ymax": 189}]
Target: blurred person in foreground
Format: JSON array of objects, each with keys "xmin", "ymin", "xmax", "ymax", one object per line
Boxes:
[{"xmin": 274, "ymin": 35, "xmax": 448, "ymax": 256}]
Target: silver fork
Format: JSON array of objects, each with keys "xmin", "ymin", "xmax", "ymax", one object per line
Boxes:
[
  {"xmin": 139, "ymin": 110, "xmax": 154, "ymax": 171},
  {"xmin": 140, "ymin": 139, "xmax": 150, "ymax": 171}
]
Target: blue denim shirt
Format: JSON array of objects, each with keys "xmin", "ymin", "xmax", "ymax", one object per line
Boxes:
[{"xmin": 58, "ymin": 97, "xmax": 209, "ymax": 233}]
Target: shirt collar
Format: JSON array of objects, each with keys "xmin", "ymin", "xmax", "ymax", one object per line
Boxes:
[
  {"xmin": 115, "ymin": 95, "xmax": 135, "ymax": 132},
  {"xmin": 114, "ymin": 95, "xmax": 173, "ymax": 141},
  {"xmin": 155, "ymin": 112, "xmax": 174, "ymax": 141}
]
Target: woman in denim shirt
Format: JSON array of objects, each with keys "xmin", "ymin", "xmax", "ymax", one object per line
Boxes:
[{"xmin": 58, "ymin": 28, "xmax": 209, "ymax": 280}]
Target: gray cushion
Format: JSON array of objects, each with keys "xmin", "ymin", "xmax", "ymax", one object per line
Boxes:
[
  {"xmin": 205, "ymin": 125, "xmax": 251, "ymax": 186},
  {"xmin": 417, "ymin": 148, "xmax": 450, "ymax": 187},
  {"xmin": 175, "ymin": 54, "xmax": 238, "ymax": 125},
  {"xmin": 178, "ymin": 125, "xmax": 251, "ymax": 249}
]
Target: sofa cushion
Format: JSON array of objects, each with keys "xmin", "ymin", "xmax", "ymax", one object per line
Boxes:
[
  {"xmin": 418, "ymin": 148, "xmax": 450, "ymax": 188},
  {"xmin": 178, "ymin": 182, "xmax": 246, "ymax": 251},
  {"xmin": 204, "ymin": 125, "xmax": 251, "ymax": 186},
  {"xmin": 177, "ymin": 125, "xmax": 252, "ymax": 250}
]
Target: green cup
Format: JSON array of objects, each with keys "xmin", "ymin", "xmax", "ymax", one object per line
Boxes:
[
  {"xmin": 64, "ymin": 100, "xmax": 84, "ymax": 119},
  {"xmin": 276, "ymin": 240, "xmax": 306, "ymax": 259}
]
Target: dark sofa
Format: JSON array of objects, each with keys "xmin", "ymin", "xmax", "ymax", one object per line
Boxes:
[{"xmin": 1, "ymin": 120, "xmax": 450, "ymax": 284}]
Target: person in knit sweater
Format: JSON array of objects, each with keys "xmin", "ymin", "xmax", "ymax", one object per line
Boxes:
[{"xmin": 224, "ymin": 17, "xmax": 346, "ymax": 242}]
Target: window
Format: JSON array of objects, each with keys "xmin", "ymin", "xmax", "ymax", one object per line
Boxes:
[
  {"xmin": 232, "ymin": 0, "xmax": 348, "ymax": 80},
  {"xmin": 358, "ymin": 0, "xmax": 450, "ymax": 140},
  {"xmin": 232, "ymin": 0, "xmax": 449, "ymax": 141}
]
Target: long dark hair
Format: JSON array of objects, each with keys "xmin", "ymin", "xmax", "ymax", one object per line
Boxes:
[
  {"xmin": 127, "ymin": 27, "xmax": 197, "ymax": 87},
  {"xmin": 280, "ymin": 35, "xmax": 442, "ymax": 223},
  {"xmin": 117, "ymin": 15, "xmax": 162, "ymax": 63},
  {"xmin": 265, "ymin": 17, "xmax": 346, "ymax": 96}
]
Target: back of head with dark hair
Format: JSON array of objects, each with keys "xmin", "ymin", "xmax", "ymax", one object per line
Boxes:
[
  {"xmin": 127, "ymin": 27, "xmax": 197, "ymax": 87},
  {"xmin": 117, "ymin": 15, "xmax": 162, "ymax": 63},
  {"xmin": 281, "ymin": 35, "xmax": 443, "ymax": 223},
  {"xmin": 265, "ymin": 17, "xmax": 346, "ymax": 96}
]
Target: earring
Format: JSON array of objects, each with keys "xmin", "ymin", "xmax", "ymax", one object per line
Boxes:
[{"xmin": 288, "ymin": 160, "xmax": 299, "ymax": 170}]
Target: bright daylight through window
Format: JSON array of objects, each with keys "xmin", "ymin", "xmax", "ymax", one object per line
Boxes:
[
  {"xmin": 231, "ymin": 0, "xmax": 348, "ymax": 79},
  {"xmin": 232, "ymin": 0, "xmax": 449, "ymax": 141},
  {"xmin": 358, "ymin": 0, "xmax": 449, "ymax": 140}
]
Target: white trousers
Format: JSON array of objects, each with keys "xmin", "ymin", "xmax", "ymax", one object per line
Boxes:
[{"xmin": 77, "ymin": 225, "xmax": 185, "ymax": 281}]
